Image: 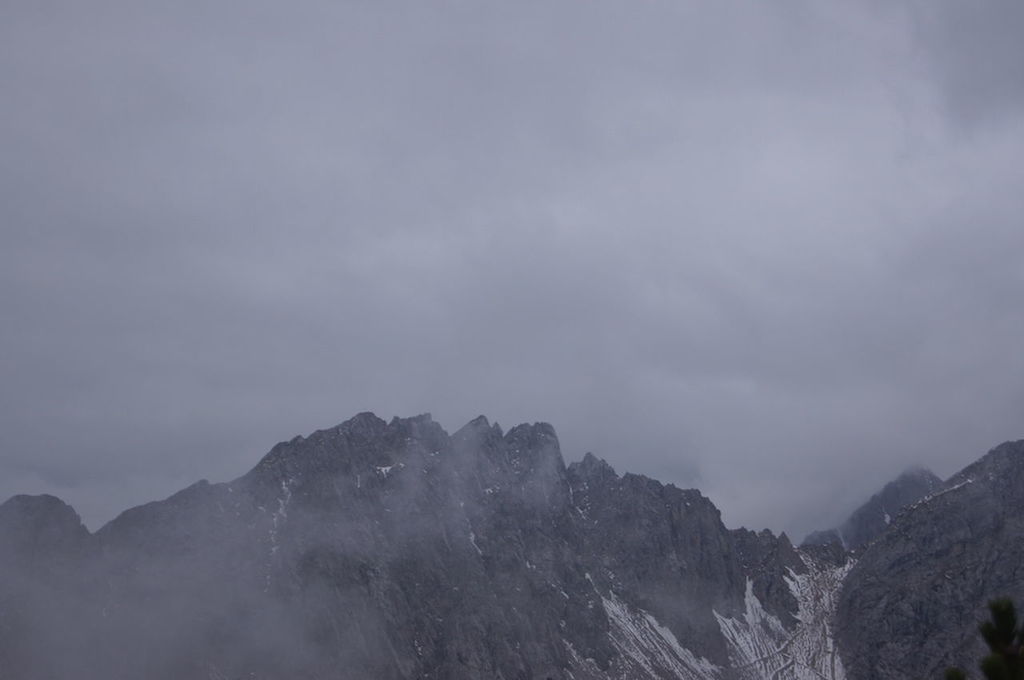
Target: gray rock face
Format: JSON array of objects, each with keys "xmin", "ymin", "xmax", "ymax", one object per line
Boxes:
[
  {"xmin": 836, "ymin": 441, "xmax": 1024, "ymax": 680},
  {"xmin": 0, "ymin": 494, "xmax": 90, "ymax": 566},
  {"xmin": 0, "ymin": 495, "xmax": 94, "ymax": 679},
  {"xmin": 729, "ymin": 528, "xmax": 806, "ymax": 628},
  {"xmin": 0, "ymin": 413, "xmax": 805, "ymax": 680},
  {"xmin": 8, "ymin": 414, "xmax": 1018, "ymax": 680},
  {"xmin": 803, "ymin": 466, "xmax": 942, "ymax": 551}
]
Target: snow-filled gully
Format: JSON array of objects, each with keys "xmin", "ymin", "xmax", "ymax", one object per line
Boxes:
[{"xmin": 569, "ymin": 553, "xmax": 850, "ymax": 680}]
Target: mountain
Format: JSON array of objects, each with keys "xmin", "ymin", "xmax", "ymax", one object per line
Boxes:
[
  {"xmin": 802, "ymin": 466, "xmax": 942, "ymax": 551},
  {"xmin": 0, "ymin": 413, "xmax": 848, "ymax": 680},
  {"xmin": 836, "ymin": 440, "xmax": 1024, "ymax": 680},
  {"xmin": 2, "ymin": 412, "xmax": 1022, "ymax": 680}
]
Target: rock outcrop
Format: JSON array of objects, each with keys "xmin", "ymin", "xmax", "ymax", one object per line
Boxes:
[
  {"xmin": 802, "ymin": 466, "xmax": 942, "ymax": 552},
  {"xmin": 836, "ymin": 441, "xmax": 1024, "ymax": 680},
  {"xmin": 6, "ymin": 412, "xmax": 1018, "ymax": 680},
  {"xmin": 0, "ymin": 413, "xmax": 811, "ymax": 680}
]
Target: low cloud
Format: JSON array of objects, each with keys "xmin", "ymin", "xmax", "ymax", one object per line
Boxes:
[{"xmin": 2, "ymin": 0, "xmax": 1022, "ymax": 538}]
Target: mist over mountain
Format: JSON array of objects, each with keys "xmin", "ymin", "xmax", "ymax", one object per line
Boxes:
[
  {"xmin": 2, "ymin": 412, "xmax": 1022, "ymax": 679},
  {"xmin": 802, "ymin": 466, "xmax": 943, "ymax": 550},
  {"xmin": 5, "ymin": 0, "xmax": 1024, "ymax": 549},
  {"xmin": 838, "ymin": 441, "xmax": 1024, "ymax": 680}
]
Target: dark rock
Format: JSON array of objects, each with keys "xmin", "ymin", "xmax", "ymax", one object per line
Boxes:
[
  {"xmin": 837, "ymin": 441, "xmax": 1024, "ymax": 680},
  {"xmin": 0, "ymin": 412, "xmax": 902, "ymax": 679},
  {"xmin": 0, "ymin": 494, "xmax": 90, "ymax": 567},
  {"xmin": 802, "ymin": 465, "xmax": 942, "ymax": 552}
]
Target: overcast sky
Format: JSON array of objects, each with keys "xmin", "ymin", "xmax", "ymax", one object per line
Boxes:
[{"xmin": 3, "ymin": 0, "xmax": 1023, "ymax": 539}]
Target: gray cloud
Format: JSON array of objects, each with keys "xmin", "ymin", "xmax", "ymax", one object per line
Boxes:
[
  {"xmin": 904, "ymin": 0, "xmax": 1024, "ymax": 128},
  {"xmin": 2, "ymin": 0, "xmax": 1023, "ymax": 538}
]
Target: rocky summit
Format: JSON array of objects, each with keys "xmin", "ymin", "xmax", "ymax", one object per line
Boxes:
[
  {"xmin": 1, "ymin": 412, "xmax": 1023, "ymax": 680},
  {"xmin": 837, "ymin": 440, "xmax": 1024, "ymax": 680},
  {"xmin": 802, "ymin": 466, "xmax": 943, "ymax": 552}
]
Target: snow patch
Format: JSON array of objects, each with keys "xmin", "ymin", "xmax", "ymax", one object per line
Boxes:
[
  {"xmin": 599, "ymin": 589, "xmax": 720, "ymax": 680},
  {"xmin": 268, "ymin": 478, "xmax": 294, "ymax": 556},
  {"xmin": 715, "ymin": 558, "xmax": 851, "ymax": 680},
  {"xmin": 468, "ymin": 531, "xmax": 483, "ymax": 556},
  {"xmin": 909, "ymin": 478, "xmax": 974, "ymax": 510}
]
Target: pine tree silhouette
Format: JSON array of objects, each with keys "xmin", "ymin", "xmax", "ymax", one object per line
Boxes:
[{"xmin": 946, "ymin": 598, "xmax": 1024, "ymax": 680}]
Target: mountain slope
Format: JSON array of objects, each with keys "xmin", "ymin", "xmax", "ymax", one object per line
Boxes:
[
  {"xmin": 803, "ymin": 466, "xmax": 942, "ymax": 551},
  {"xmin": 0, "ymin": 413, "xmax": 825, "ymax": 680},
  {"xmin": 9, "ymin": 412, "xmax": 1015, "ymax": 680},
  {"xmin": 836, "ymin": 440, "xmax": 1024, "ymax": 680}
]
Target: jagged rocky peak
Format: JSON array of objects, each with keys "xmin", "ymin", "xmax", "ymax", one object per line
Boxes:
[
  {"xmin": 0, "ymin": 494, "xmax": 90, "ymax": 556},
  {"xmin": 340, "ymin": 409, "xmax": 389, "ymax": 436},
  {"xmin": 387, "ymin": 412, "xmax": 448, "ymax": 442},
  {"xmin": 569, "ymin": 451, "xmax": 617, "ymax": 478},
  {"xmin": 837, "ymin": 439, "xmax": 1024, "ymax": 680},
  {"xmin": 0, "ymin": 493, "xmax": 84, "ymax": 526},
  {"xmin": 729, "ymin": 526, "xmax": 806, "ymax": 626},
  {"xmin": 566, "ymin": 454, "xmax": 728, "ymax": 535},
  {"xmin": 802, "ymin": 463, "xmax": 942, "ymax": 551},
  {"xmin": 251, "ymin": 413, "xmax": 560, "ymax": 482},
  {"xmin": 888, "ymin": 465, "xmax": 944, "ymax": 499},
  {"xmin": 451, "ymin": 416, "xmax": 563, "ymax": 468},
  {"xmin": 501, "ymin": 421, "xmax": 561, "ymax": 471},
  {"xmin": 0, "ymin": 412, "xmax": 868, "ymax": 680},
  {"xmin": 947, "ymin": 439, "xmax": 1024, "ymax": 489},
  {"xmin": 732, "ymin": 527, "xmax": 802, "ymax": 567},
  {"xmin": 247, "ymin": 411, "xmax": 445, "ymax": 485},
  {"xmin": 453, "ymin": 413, "xmax": 504, "ymax": 439},
  {"xmin": 801, "ymin": 527, "xmax": 842, "ymax": 547}
]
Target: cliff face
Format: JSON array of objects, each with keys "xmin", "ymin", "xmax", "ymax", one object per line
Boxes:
[
  {"xmin": 0, "ymin": 413, "xmax": 812, "ymax": 680},
  {"xmin": 836, "ymin": 441, "xmax": 1024, "ymax": 680},
  {"xmin": 803, "ymin": 466, "xmax": 943, "ymax": 552},
  {"xmin": 10, "ymin": 412, "xmax": 1017, "ymax": 680}
]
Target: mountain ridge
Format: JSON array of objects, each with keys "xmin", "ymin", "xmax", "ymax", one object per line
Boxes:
[
  {"xmin": 836, "ymin": 439, "xmax": 1024, "ymax": 680},
  {"xmin": 802, "ymin": 465, "xmax": 943, "ymax": 551},
  {"xmin": 3, "ymin": 412, "xmax": 1023, "ymax": 680},
  {"xmin": 0, "ymin": 412, "xmax": 828, "ymax": 679}
]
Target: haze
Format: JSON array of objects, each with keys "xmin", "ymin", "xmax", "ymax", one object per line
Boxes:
[{"xmin": 2, "ymin": 0, "xmax": 1023, "ymax": 539}]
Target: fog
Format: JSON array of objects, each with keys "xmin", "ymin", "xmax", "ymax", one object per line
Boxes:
[
  {"xmin": 0, "ymin": 414, "xmax": 642, "ymax": 679},
  {"xmin": 2, "ymin": 0, "xmax": 1023, "ymax": 539}
]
